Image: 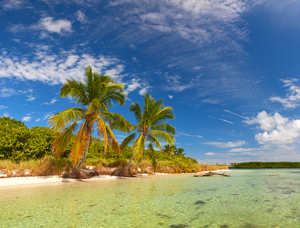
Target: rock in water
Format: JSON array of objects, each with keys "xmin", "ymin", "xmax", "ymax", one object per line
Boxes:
[
  {"xmin": 195, "ymin": 200, "xmax": 206, "ymax": 205},
  {"xmin": 220, "ymin": 225, "xmax": 230, "ymax": 228}
]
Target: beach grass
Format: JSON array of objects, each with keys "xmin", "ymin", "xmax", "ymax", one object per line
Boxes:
[{"xmin": 0, "ymin": 157, "xmax": 227, "ymax": 177}]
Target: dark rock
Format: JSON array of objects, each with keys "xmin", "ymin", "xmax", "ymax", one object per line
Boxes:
[
  {"xmin": 111, "ymin": 168, "xmax": 134, "ymax": 177},
  {"xmin": 220, "ymin": 225, "xmax": 229, "ymax": 228},
  {"xmin": 195, "ymin": 200, "xmax": 206, "ymax": 205},
  {"xmin": 62, "ymin": 170, "xmax": 96, "ymax": 179},
  {"xmin": 170, "ymin": 224, "xmax": 189, "ymax": 228}
]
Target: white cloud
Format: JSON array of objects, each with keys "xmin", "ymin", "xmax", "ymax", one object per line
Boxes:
[
  {"xmin": 0, "ymin": 105, "xmax": 8, "ymax": 110},
  {"xmin": 178, "ymin": 132, "xmax": 203, "ymax": 138},
  {"xmin": 0, "ymin": 50, "xmax": 125, "ymax": 85},
  {"xmin": 22, "ymin": 116, "xmax": 31, "ymax": 122},
  {"xmin": 224, "ymin": 109, "xmax": 247, "ymax": 119},
  {"xmin": 139, "ymin": 86, "xmax": 150, "ymax": 95},
  {"xmin": 76, "ymin": 10, "xmax": 88, "ymax": 24},
  {"xmin": 245, "ymin": 111, "xmax": 300, "ymax": 144},
  {"xmin": 202, "ymin": 98, "xmax": 219, "ymax": 104},
  {"xmin": 205, "ymin": 152, "xmax": 216, "ymax": 156},
  {"xmin": 168, "ymin": 95, "xmax": 173, "ymax": 99},
  {"xmin": 126, "ymin": 79, "xmax": 141, "ymax": 93},
  {"xmin": 2, "ymin": 0, "xmax": 23, "ymax": 10},
  {"xmin": 228, "ymin": 147, "xmax": 266, "ymax": 153},
  {"xmin": 219, "ymin": 119, "xmax": 235, "ymax": 124},
  {"xmin": 41, "ymin": 98, "xmax": 57, "ymax": 105},
  {"xmin": 26, "ymin": 95, "xmax": 36, "ymax": 101},
  {"xmin": 36, "ymin": 118, "xmax": 41, "ymax": 122},
  {"xmin": 0, "ymin": 88, "xmax": 15, "ymax": 97},
  {"xmin": 193, "ymin": 66, "xmax": 202, "ymax": 70},
  {"xmin": 35, "ymin": 17, "xmax": 72, "ymax": 34},
  {"xmin": 43, "ymin": 114, "xmax": 52, "ymax": 120},
  {"xmin": 204, "ymin": 140, "xmax": 247, "ymax": 148},
  {"xmin": 270, "ymin": 78, "xmax": 300, "ymax": 109}
]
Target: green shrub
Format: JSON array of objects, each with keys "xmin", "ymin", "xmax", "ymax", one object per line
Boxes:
[{"xmin": 0, "ymin": 117, "xmax": 57, "ymax": 160}]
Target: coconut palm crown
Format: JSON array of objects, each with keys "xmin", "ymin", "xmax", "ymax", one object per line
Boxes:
[
  {"xmin": 121, "ymin": 93, "xmax": 175, "ymax": 171},
  {"xmin": 48, "ymin": 66, "xmax": 132, "ymax": 170}
]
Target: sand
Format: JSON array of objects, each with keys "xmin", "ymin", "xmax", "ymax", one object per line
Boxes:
[{"xmin": 0, "ymin": 170, "xmax": 231, "ymax": 187}]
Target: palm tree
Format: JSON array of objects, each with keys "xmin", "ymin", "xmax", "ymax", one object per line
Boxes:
[
  {"xmin": 117, "ymin": 93, "xmax": 175, "ymax": 175},
  {"xmin": 163, "ymin": 144, "xmax": 177, "ymax": 155},
  {"xmin": 48, "ymin": 66, "xmax": 132, "ymax": 172},
  {"xmin": 177, "ymin": 148, "xmax": 185, "ymax": 156}
]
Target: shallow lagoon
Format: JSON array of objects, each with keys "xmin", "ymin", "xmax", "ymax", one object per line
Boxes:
[{"xmin": 1, "ymin": 169, "xmax": 300, "ymax": 228}]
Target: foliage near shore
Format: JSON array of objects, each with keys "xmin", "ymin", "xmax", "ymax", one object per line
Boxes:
[
  {"xmin": 0, "ymin": 156, "xmax": 227, "ymax": 177},
  {"xmin": 0, "ymin": 117, "xmax": 227, "ymax": 177},
  {"xmin": 231, "ymin": 162, "xmax": 300, "ymax": 169}
]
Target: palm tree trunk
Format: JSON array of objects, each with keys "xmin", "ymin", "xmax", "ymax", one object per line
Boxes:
[
  {"xmin": 76, "ymin": 124, "xmax": 93, "ymax": 171},
  {"xmin": 125, "ymin": 152, "xmax": 134, "ymax": 169}
]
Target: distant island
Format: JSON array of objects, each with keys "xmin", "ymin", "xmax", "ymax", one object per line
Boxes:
[{"xmin": 231, "ymin": 162, "xmax": 300, "ymax": 169}]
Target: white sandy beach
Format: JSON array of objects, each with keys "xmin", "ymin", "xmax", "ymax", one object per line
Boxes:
[{"xmin": 0, "ymin": 170, "xmax": 232, "ymax": 187}]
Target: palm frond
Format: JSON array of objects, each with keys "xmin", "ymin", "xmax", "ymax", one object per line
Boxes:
[
  {"xmin": 105, "ymin": 123, "xmax": 120, "ymax": 152},
  {"xmin": 132, "ymin": 133, "xmax": 145, "ymax": 161},
  {"xmin": 102, "ymin": 112, "xmax": 135, "ymax": 133},
  {"xmin": 99, "ymin": 90, "xmax": 126, "ymax": 108},
  {"xmin": 129, "ymin": 102, "xmax": 142, "ymax": 123},
  {"xmin": 147, "ymin": 134, "xmax": 162, "ymax": 151},
  {"xmin": 150, "ymin": 124, "xmax": 175, "ymax": 135},
  {"xmin": 120, "ymin": 132, "xmax": 137, "ymax": 150},
  {"xmin": 48, "ymin": 108, "xmax": 84, "ymax": 131},
  {"xmin": 150, "ymin": 130, "xmax": 175, "ymax": 144},
  {"xmin": 150, "ymin": 107, "xmax": 175, "ymax": 126},
  {"xmin": 86, "ymin": 98, "xmax": 108, "ymax": 115},
  {"xmin": 60, "ymin": 79, "xmax": 89, "ymax": 106},
  {"xmin": 52, "ymin": 121, "xmax": 77, "ymax": 158}
]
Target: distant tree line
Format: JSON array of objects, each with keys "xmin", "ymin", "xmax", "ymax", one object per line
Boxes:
[{"xmin": 231, "ymin": 162, "xmax": 300, "ymax": 169}]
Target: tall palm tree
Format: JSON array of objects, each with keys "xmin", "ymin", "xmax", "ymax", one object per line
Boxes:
[
  {"xmin": 120, "ymin": 93, "xmax": 175, "ymax": 173},
  {"xmin": 48, "ymin": 66, "xmax": 132, "ymax": 171}
]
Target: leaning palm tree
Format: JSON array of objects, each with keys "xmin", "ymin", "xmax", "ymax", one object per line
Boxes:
[
  {"xmin": 114, "ymin": 93, "xmax": 175, "ymax": 176},
  {"xmin": 48, "ymin": 66, "xmax": 132, "ymax": 174}
]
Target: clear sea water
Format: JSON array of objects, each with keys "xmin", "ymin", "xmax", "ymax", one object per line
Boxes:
[{"xmin": 1, "ymin": 169, "xmax": 300, "ymax": 228}]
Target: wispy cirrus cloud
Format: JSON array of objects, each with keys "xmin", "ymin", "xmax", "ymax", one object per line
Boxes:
[
  {"xmin": 204, "ymin": 140, "xmax": 247, "ymax": 148},
  {"xmin": 0, "ymin": 105, "xmax": 8, "ymax": 110},
  {"xmin": 76, "ymin": 10, "xmax": 88, "ymax": 24},
  {"xmin": 224, "ymin": 109, "xmax": 247, "ymax": 119},
  {"xmin": 269, "ymin": 78, "xmax": 300, "ymax": 109},
  {"xmin": 2, "ymin": 0, "xmax": 24, "ymax": 10},
  {"xmin": 41, "ymin": 98, "xmax": 57, "ymax": 105},
  {"xmin": 178, "ymin": 132, "xmax": 202, "ymax": 138}
]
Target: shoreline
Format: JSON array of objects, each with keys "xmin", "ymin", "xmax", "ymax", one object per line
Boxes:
[{"xmin": 0, "ymin": 170, "xmax": 232, "ymax": 187}]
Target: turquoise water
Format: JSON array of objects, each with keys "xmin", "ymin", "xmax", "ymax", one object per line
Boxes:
[{"xmin": 1, "ymin": 169, "xmax": 300, "ymax": 228}]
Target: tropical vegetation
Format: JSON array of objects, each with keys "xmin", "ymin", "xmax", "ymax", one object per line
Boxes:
[
  {"xmin": 120, "ymin": 93, "xmax": 175, "ymax": 174},
  {"xmin": 231, "ymin": 162, "xmax": 300, "ymax": 169},
  {"xmin": 0, "ymin": 66, "xmax": 229, "ymax": 178},
  {"xmin": 48, "ymin": 66, "xmax": 132, "ymax": 172}
]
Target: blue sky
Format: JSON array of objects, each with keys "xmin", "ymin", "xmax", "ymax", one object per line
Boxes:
[{"xmin": 1, "ymin": 0, "xmax": 300, "ymax": 164}]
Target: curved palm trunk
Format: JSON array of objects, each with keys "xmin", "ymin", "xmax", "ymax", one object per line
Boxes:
[
  {"xmin": 125, "ymin": 152, "xmax": 134, "ymax": 169},
  {"xmin": 75, "ymin": 123, "xmax": 93, "ymax": 171}
]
